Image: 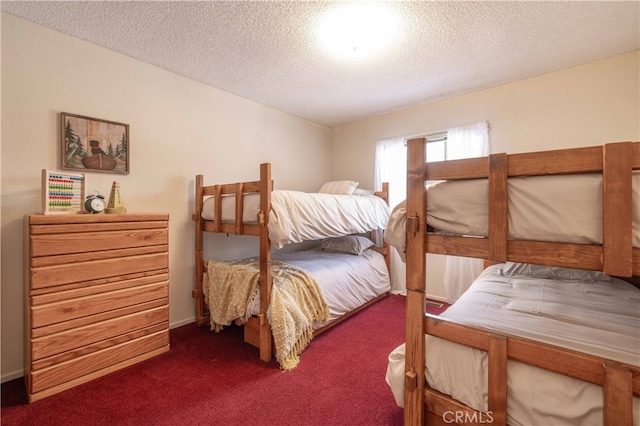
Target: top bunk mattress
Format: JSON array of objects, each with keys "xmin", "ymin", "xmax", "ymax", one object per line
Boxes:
[
  {"xmin": 202, "ymin": 190, "xmax": 390, "ymax": 248},
  {"xmin": 385, "ymin": 172, "xmax": 640, "ymax": 257}
]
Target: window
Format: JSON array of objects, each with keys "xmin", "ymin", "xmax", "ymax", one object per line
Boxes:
[
  {"xmin": 374, "ymin": 121, "xmax": 489, "ymax": 296},
  {"xmin": 425, "ymin": 132, "xmax": 447, "ymax": 162}
]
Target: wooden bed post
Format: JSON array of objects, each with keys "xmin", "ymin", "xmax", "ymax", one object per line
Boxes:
[
  {"xmin": 405, "ymin": 138, "xmax": 427, "ymax": 426},
  {"xmin": 602, "ymin": 142, "xmax": 633, "ymax": 277},
  {"xmin": 193, "ymin": 174, "xmax": 208, "ymax": 326},
  {"xmin": 488, "ymin": 153, "xmax": 508, "ymax": 263},
  {"xmin": 258, "ymin": 163, "xmax": 273, "ymax": 362}
]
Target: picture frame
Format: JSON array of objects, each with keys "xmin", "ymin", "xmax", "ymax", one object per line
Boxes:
[
  {"xmin": 61, "ymin": 112, "xmax": 129, "ymax": 175},
  {"xmin": 41, "ymin": 169, "xmax": 86, "ymax": 214}
]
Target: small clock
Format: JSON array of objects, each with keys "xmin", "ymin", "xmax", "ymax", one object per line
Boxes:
[{"xmin": 85, "ymin": 194, "xmax": 106, "ymax": 214}]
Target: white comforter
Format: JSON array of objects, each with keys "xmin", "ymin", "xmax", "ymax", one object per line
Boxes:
[
  {"xmin": 257, "ymin": 247, "xmax": 391, "ymax": 328},
  {"xmin": 202, "ymin": 191, "xmax": 390, "ymax": 248},
  {"xmin": 386, "ymin": 264, "xmax": 640, "ymax": 425}
]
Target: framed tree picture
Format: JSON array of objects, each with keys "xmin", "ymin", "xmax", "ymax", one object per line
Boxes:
[{"xmin": 61, "ymin": 112, "xmax": 130, "ymax": 174}]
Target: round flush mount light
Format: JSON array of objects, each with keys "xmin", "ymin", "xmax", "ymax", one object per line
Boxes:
[{"xmin": 315, "ymin": 2, "xmax": 399, "ymax": 60}]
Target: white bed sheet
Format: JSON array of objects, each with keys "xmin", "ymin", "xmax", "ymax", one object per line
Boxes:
[
  {"xmin": 206, "ymin": 247, "xmax": 391, "ymax": 330},
  {"xmin": 385, "ymin": 173, "xmax": 640, "ymax": 259},
  {"xmin": 202, "ymin": 190, "xmax": 390, "ymax": 248},
  {"xmin": 265, "ymin": 247, "xmax": 390, "ymax": 328},
  {"xmin": 386, "ymin": 264, "xmax": 640, "ymax": 425}
]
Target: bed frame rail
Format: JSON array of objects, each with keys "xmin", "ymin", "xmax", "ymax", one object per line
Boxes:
[
  {"xmin": 423, "ymin": 316, "xmax": 639, "ymax": 426},
  {"xmin": 404, "ymin": 139, "xmax": 640, "ymax": 425},
  {"xmin": 192, "ymin": 164, "xmax": 273, "ymax": 330},
  {"xmin": 193, "ymin": 165, "xmax": 391, "ymax": 365}
]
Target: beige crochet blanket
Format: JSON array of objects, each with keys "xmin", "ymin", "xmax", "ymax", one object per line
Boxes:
[{"xmin": 205, "ymin": 259, "xmax": 329, "ymax": 370}]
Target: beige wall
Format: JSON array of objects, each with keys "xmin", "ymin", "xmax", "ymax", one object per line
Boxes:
[
  {"xmin": 330, "ymin": 50, "xmax": 640, "ymax": 300},
  {"xmin": 1, "ymin": 14, "xmax": 331, "ymax": 381}
]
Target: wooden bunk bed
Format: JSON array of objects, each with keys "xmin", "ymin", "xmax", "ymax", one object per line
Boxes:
[
  {"xmin": 392, "ymin": 139, "xmax": 639, "ymax": 425},
  {"xmin": 192, "ymin": 163, "xmax": 391, "ymax": 367}
]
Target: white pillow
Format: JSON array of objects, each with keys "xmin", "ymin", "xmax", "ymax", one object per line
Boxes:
[
  {"xmin": 353, "ymin": 188, "xmax": 374, "ymax": 196},
  {"xmin": 499, "ymin": 262, "xmax": 610, "ymax": 283},
  {"xmin": 318, "ymin": 180, "xmax": 359, "ymax": 195},
  {"xmin": 321, "ymin": 235, "xmax": 375, "ymax": 255}
]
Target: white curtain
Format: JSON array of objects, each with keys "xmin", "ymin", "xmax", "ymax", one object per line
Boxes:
[
  {"xmin": 374, "ymin": 137, "xmax": 407, "ymax": 295},
  {"xmin": 444, "ymin": 121, "xmax": 489, "ymax": 303}
]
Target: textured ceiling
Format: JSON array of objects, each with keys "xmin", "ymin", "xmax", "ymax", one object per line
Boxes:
[{"xmin": 2, "ymin": 1, "xmax": 639, "ymax": 127}]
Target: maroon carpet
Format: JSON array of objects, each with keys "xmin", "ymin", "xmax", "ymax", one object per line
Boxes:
[{"xmin": 2, "ymin": 295, "xmax": 446, "ymax": 426}]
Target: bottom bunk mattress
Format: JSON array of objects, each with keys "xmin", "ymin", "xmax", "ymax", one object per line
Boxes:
[
  {"xmin": 204, "ymin": 243, "xmax": 390, "ymax": 368},
  {"xmin": 386, "ymin": 263, "xmax": 640, "ymax": 425}
]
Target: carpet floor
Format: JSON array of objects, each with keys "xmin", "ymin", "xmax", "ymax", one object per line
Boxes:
[{"xmin": 2, "ymin": 294, "xmax": 444, "ymax": 426}]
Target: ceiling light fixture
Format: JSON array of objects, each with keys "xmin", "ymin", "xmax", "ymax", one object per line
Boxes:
[{"xmin": 315, "ymin": 2, "xmax": 399, "ymax": 60}]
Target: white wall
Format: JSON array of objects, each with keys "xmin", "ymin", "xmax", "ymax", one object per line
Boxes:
[
  {"xmin": 330, "ymin": 50, "xmax": 640, "ymax": 300},
  {"xmin": 0, "ymin": 14, "xmax": 331, "ymax": 382}
]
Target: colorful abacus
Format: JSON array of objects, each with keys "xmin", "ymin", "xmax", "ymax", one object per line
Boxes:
[{"xmin": 42, "ymin": 169, "xmax": 86, "ymax": 214}]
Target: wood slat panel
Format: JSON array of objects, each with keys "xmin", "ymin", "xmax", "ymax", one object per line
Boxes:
[
  {"xmin": 31, "ymin": 306, "xmax": 168, "ymax": 360},
  {"xmin": 214, "ymin": 185, "xmax": 222, "ymax": 232},
  {"xmin": 235, "ymin": 183, "xmax": 245, "ymax": 235},
  {"xmin": 487, "ymin": 334, "xmax": 507, "ymax": 426},
  {"xmin": 203, "ymin": 222, "xmax": 261, "ymax": 235},
  {"xmin": 30, "ymin": 245, "xmax": 168, "ymax": 268},
  {"xmin": 507, "ymin": 240, "xmax": 603, "ymax": 270},
  {"xmin": 28, "ymin": 214, "xmax": 168, "ymax": 226},
  {"xmin": 425, "ymin": 315, "xmax": 489, "ymax": 350},
  {"xmin": 488, "ymin": 153, "xmax": 508, "ymax": 262},
  {"xmin": 31, "ymin": 298, "xmax": 168, "ymax": 338},
  {"xmin": 29, "ymin": 220, "xmax": 168, "ymax": 235},
  {"xmin": 425, "ymin": 234, "xmax": 488, "ymax": 259},
  {"xmin": 31, "ymin": 322, "xmax": 168, "ymax": 371},
  {"xmin": 30, "ymin": 271, "xmax": 168, "ymax": 296},
  {"xmin": 507, "ymin": 145, "xmax": 603, "ymax": 176},
  {"xmin": 28, "ymin": 345, "xmax": 169, "ymax": 403},
  {"xmin": 30, "ymin": 331, "xmax": 169, "ymax": 393},
  {"xmin": 425, "ymin": 387, "xmax": 493, "ymax": 425},
  {"xmin": 603, "ymin": 363, "xmax": 633, "ymax": 425},
  {"xmin": 31, "ymin": 228, "xmax": 168, "ymax": 257},
  {"xmin": 425, "ymin": 157, "xmax": 489, "ymax": 180},
  {"xmin": 31, "ymin": 273, "xmax": 169, "ymax": 304},
  {"xmin": 30, "ymin": 252, "xmax": 168, "ymax": 289},
  {"xmin": 31, "ymin": 283, "xmax": 168, "ymax": 328},
  {"xmin": 217, "ymin": 181, "xmax": 261, "ymax": 194},
  {"xmin": 602, "ymin": 142, "xmax": 633, "ymax": 276}
]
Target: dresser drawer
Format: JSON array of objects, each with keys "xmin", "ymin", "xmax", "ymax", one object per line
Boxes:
[
  {"xmin": 30, "ymin": 228, "xmax": 168, "ymax": 257},
  {"xmin": 31, "ymin": 305, "xmax": 169, "ymax": 361},
  {"xmin": 29, "ymin": 330, "xmax": 169, "ymax": 395},
  {"xmin": 30, "ymin": 280, "xmax": 168, "ymax": 328},
  {"xmin": 30, "ymin": 251, "xmax": 168, "ymax": 290}
]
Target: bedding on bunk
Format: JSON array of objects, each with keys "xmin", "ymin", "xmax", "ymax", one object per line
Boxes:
[
  {"xmin": 385, "ymin": 263, "xmax": 640, "ymax": 425},
  {"xmin": 204, "ymin": 246, "xmax": 391, "ymax": 368},
  {"xmin": 271, "ymin": 246, "xmax": 391, "ymax": 327},
  {"xmin": 205, "ymin": 259, "xmax": 330, "ymax": 370},
  {"xmin": 384, "ymin": 173, "xmax": 640, "ymax": 259},
  {"xmin": 201, "ymin": 190, "xmax": 390, "ymax": 248}
]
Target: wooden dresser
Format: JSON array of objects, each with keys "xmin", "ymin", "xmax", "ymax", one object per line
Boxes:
[{"xmin": 24, "ymin": 213, "xmax": 170, "ymax": 403}]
